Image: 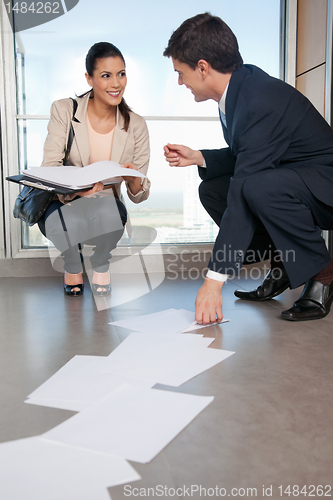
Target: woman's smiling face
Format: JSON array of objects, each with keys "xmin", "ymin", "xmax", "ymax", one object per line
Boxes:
[{"xmin": 85, "ymin": 56, "xmax": 127, "ymax": 107}]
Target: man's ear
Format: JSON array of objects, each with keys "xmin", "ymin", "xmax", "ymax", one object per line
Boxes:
[{"xmin": 197, "ymin": 59, "xmax": 210, "ymax": 77}]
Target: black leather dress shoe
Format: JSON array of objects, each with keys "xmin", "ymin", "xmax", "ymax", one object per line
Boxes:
[
  {"xmin": 281, "ymin": 279, "xmax": 333, "ymax": 321},
  {"xmin": 234, "ymin": 268, "xmax": 290, "ymax": 301}
]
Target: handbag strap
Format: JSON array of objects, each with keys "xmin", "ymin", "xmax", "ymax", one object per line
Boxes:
[
  {"xmin": 63, "ymin": 98, "xmax": 78, "ymax": 166},
  {"xmin": 111, "ymin": 184, "xmax": 119, "ymax": 199}
]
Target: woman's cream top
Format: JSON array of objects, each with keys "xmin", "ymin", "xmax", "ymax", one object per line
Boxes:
[
  {"xmin": 59, "ymin": 115, "xmax": 115, "ymax": 203},
  {"xmin": 86, "ymin": 114, "xmax": 115, "ymax": 163}
]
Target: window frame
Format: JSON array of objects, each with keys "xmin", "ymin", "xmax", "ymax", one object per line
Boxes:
[{"xmin": 1, "ymin": 0, "xmax": 290, "ymax": 260}]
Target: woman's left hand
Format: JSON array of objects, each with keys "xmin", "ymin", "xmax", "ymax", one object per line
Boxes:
[
  {"xmin": 76, "ymin": 181, "xmax": 104, "ymax": 197},
  {"xmin": 121, "ymin": 162, "xmax": 142, "ymax": 195}
]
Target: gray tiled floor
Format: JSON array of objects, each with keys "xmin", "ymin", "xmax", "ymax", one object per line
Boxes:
[{"xmin": 0, "ymin": 271, "xmax": 332, "ymax": 499}]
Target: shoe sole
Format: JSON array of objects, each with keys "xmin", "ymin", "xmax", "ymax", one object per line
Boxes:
[
  {"xmin": 64, "ymin": 290, "xmax": 84, "ymax": 297},
  {"xmin": 281, "ymin": 288, "xmax": 333, "ymax": 321},
  {"xmin": 281, "ymin": 310, "xmax": 329, "ymax": 321}
]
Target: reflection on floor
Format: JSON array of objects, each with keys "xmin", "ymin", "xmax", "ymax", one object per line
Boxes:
[{"xmin": 0, "ymin": 270, "xmax": 332, "ymax": 499}]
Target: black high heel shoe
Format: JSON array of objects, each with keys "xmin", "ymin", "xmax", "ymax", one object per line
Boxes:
[
  {"xmin": 91, "ymin": 283, "xmax": 111, "ymax": 296},
  {"xmin": 92, "ymin": 271, "xmax": 111, "ymax": 296},
  {"xmin": 64, "ymin": 273, "xmax": 84, "ymax": 296},
  {"xmin": 64, "ymin": 283, "xmax": 84, "ymax": 296}
]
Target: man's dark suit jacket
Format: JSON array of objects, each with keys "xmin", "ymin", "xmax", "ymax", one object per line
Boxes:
[{"xmin": 199, "ymin": 64, "xmax": 333, "ymax": 287}]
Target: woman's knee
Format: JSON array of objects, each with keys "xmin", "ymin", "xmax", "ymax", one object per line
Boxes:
[
  {"xmin": 92, "ymin": 197, "xmax": 127, "ymax": 227},
  {"xmin": 38, "ymin": 201, "xmax": 62, "ymax": 237}
]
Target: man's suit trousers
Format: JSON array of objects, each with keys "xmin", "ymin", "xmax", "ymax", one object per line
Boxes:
[
  {"xmin": 199, "ymin": 169, "xmax": 333, "ymax": 286},
  {"xmin": 199, "ymin": 173, "xmax": 276, "ymax": 265}
]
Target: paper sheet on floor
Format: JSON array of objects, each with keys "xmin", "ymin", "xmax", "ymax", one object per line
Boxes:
[
  {"xmin": 26, "ymin": 355, "xmax": 155, "ymax": 411},
  {"xmin": 109, "ymin": 308, "xmax": 229, "ymax": 334},
  {"xmin": 61, "ymin": 489, "xmax": 111, "ymax": 500},
  {"xmin": 103, "ymin": 332, "xmax": 215, "ymax": 382},
  {"xmin": 27, "ymin": 355, "xmax": 97, "ymax": 399},
  {"xmin": 25, "ymin": 334, "xmax": 233, "ymax": 411},
  {"xmin": 0, "ymin": 436, "xmax": 140, "ymax": 500},
  {"xmin": 42, "ymin": 384, "xmax": 214, "ymax": 463},
  {"xmin": 158, "ymin": 347, "xmax": 235, "ymax": 387},
  {"xmin": 24, "ymin": 397, "xmax": 91, "ymax": 412},
  {"xmin": 181, "ymin": 318, "xmax": 229, "ymax": 333}
]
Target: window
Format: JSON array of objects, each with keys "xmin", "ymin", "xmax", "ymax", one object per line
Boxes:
[{"xmin": 11, "ymin": 0, "xmax": 281, "ymax": 249}]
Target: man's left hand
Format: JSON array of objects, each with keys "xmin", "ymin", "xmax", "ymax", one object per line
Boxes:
[{"xmin": 195, "ymin": 278, "xmax": 224, "ymax": 324}]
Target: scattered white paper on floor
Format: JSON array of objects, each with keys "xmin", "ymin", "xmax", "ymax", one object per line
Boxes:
[
  {"xmin": 26, "ymin": 355, "xmax": 154, "ymax": 411},
  {"xmin": 24, "ymin": 398, "xmax": 91, "ymax": 412},
  {"xmin": 158, "ymin": 348, "xmax": 235, "ymax": 387},
  {"xmin": 43, "ymin": 384, "xmax": 214, "ymax": 463},
  {"xmin": 0, "ymin": 436, "xmax": 140, "ymax": 500},
  {"xmin": 109, "ymin": 308, "xmax": 191, "ymax": 334},
  {"xmin": 109, "ymin": 308, "xmax": 176, "ymax": 330},
  {"xmin": 27, "ymin": 355, "xmax": 97, "ymax": 399},
  {"xmin": 25, "ymin": 334, "xmax": 233, "ymax": 407},
  {"xmin": 110, "ymin": 308, "xmax": 230, "ymax": 334},
  {"xmin": 181, "ymin": 318, "xmax": 230, "ymax": 333},
  {"xmin": 104, "ymin": 332, "xmax": 214, "ymax": 382},
  {"xmin": 61, "ymin": 489, "xmax": 111, "ymax": 500}
]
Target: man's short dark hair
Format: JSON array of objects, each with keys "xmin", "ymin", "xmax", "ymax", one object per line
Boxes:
[{"xmin": 163, "ymin": 12, "xmax": 243, "ymax": 73}]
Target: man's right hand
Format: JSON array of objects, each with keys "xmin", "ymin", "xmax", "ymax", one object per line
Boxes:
[
  {"xmin": 195, "ymin": 278, "xmax": 224, "ymax": 325},
  {"xmin": 164, "ymin": 143, "xmax": 204, "ymax": 167}
]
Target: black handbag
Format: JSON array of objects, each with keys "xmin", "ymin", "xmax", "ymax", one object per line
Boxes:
[{"xmin": 13, "ymin": 98, "xmax": 78, "ymax": 226}]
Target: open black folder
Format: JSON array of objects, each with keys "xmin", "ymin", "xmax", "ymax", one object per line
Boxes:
[
  {"xmin": 7, "ymin": 174, "xmax": 92, "ymax": 195},
  {"xmin": 7, "ymin": 160, "xmax": 146, "ymax": 195}
]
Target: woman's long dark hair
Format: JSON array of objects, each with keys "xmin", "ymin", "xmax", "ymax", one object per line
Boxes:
[{"xmin": 81, "ymin": 42, "xmax": 131, "ymax": 131}]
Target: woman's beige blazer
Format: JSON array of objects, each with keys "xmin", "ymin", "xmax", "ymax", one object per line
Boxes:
[{"xmin": 42, "ymin": 91, "xmax": 151, "ymax": 203}]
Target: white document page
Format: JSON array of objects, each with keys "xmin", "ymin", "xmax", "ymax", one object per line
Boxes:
[
  {"xmin": 0, "ymin": 436, "xmax": 140, "ymax": 500},
  {"xmin": 27, "ymin": 355, "xmax": 97, "ymax": 399},
  {"xmin": 109, "ymin": 308, "xmax": 229, "ymax": 334},
  {"xmin": 158, "ymin": 348, "xmax": 235, "ymax": 387},
  {"xmin": 103, "ymin": 332, "xmax": 214, "ymax": 382},
  {"xmin": 107, "ymin": 331, "xmax": 207, "ymax": 361},
  {"xmin": 181, "ymin": 318, "xmax": 229, "ymax": 333},
  {"xmin": 25, "ymin": 161, "xmax": 146, "ymax": 189},
  {"xmin": 61, "ymin": 489, "xmax": 111, "ymax": 500},
  {"xmin": 109, "ymin": 308, "xmax": 180, "ymax": 333},
  {"xmin": 43, "ymin": 384, "xmax": 214, "ymax": 464},
  {"xmin": 26, "ymin": 356, "xmax": 154, "ymax": 411},
  {"xmin": 24, "ymin": 398, "xmax": 91, "ymax": 412}
]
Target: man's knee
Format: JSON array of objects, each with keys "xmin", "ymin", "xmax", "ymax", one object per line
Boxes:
[
  {"xmin": 199, "ymin": 177, "xmax": 228, "ymax": 205},
  {"xmin": 198, "ymin": 180, "xmax": 210, "ymax": 206},
  {"xmin": 243, "ymin": 170, "xmax": 284, "ymax": 211}
]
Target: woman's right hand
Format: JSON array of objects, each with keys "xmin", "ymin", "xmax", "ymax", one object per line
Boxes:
[
  {"xmin": 163, "ymin": 143, "xmax": 204, "ymax": 167},
  {"xmin": 76, "ymin": 181, "xmax": 104, "ymax": 197}
]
